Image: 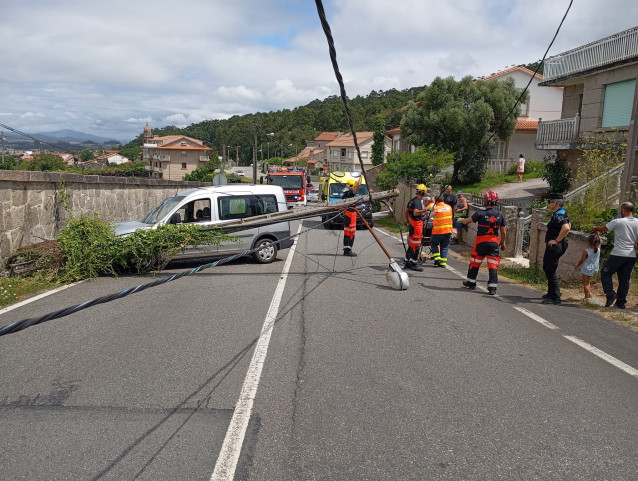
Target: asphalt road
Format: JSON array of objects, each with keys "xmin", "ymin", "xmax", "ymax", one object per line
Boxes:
[{"xmin": 2, "ymin": 218, "xmax": 638, "ymax": 480}]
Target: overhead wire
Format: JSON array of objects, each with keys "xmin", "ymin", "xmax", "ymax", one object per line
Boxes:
[{"xmin": 0, "ymin": 121, "xmax": 74, "ymax": 153}]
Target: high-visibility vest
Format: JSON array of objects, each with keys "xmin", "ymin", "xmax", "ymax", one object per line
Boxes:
[{"xmin": 431, "ymin": 202, "xmax": 453, "ymax": 235}]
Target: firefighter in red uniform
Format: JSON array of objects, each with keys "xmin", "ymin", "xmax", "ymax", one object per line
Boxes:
[
  {"xmin": 342, "ymin": 178, "xmax": 360, "ymax": 256},
  {"xmin": 403, "ymin": 184, "xmax": 428, "ymax": 271},
  {"xmin": 460, "ymin": 190, "xmax": 507, "ymax": 295}
]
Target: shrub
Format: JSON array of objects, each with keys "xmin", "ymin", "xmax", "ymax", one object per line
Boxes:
[{"xmin": 541, "ymin": 154, "xmax": 572, "ymax": 193}]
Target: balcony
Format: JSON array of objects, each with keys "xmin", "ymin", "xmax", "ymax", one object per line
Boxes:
[
  {"xmin": 199, "ymin": 156, "xmax": 210, "ymax": 162},
  {"xmin": 543, "ymin": 26, "xmax": 638, "ymax": 82},
  {"xmin": 535, "ymin": 116, "xmax": 580, "ymax": 150},
  {"xmin": 144, "ymin": 165, "xmax": 163, "ymax": 173}
]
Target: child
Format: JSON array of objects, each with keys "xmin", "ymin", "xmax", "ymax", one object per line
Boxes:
[{"xmin": 574, "ymin": 233, "xmax": 601, "ymax": 301}]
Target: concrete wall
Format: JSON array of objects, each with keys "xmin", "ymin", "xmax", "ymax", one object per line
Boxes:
[{"xmin": 0, "ymin": 170, "xmax": 210, "ymax": 265}]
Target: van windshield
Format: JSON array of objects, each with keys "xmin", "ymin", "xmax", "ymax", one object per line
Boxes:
[
  {"xmin": 329, "ymin": 183, "xmax": 368, "ymax": 198},
  {"xmin": 142, "ymin": 195, "xmax": 185, "ymax": 224}
]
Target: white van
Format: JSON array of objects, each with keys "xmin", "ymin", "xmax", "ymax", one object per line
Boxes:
[{"xmin": 112, "ymin": 184, "xmax": 293, "ymax": 264}]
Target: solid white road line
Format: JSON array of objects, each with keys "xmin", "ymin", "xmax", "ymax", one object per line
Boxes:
[
  {"xmin": 513, "ymin": 306, "xmax": 560, "ymax": 330},
  {"xmin": 0, "ymin": 282, "xmax": 82, "ymax": 316},
  {"xmin": 210, "ymin": 224, "xmax": 301, "ymax": 481},
  {"xmin": 564, "ymin": 335, "xmax": 638, "ymax": 378}
]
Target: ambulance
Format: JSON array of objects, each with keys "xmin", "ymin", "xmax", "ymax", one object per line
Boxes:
[{"xmin": 319, "ymin": 170, "xmax": 374, "ymax": 228}]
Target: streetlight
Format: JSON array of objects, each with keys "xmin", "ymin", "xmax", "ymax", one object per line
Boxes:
[
  {"xmin": 267, "ymin": 132, "xmax": 274, "ymax": 159},
  {"xmin": 226, "ymin": 145, "xmax": 231, "ymax": 170}
]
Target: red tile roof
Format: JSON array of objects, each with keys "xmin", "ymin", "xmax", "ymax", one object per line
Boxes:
[
  {"xmin": 480, "ymin": 65, "xmax": 544, "ymax": 82},
  {"xmin": 515, "ymin": 120, "xmax": 538, "ymax": 131},
  {"xmin": 327, "ymin": 132, "xmax": 374, "ymax": 147},
  {"xmin": 315, "ymin": 132, "xmax": 342, "ymax": 141}
]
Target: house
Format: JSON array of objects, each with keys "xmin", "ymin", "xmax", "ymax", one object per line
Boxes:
[
  {"xmin": 534, "ymin": 25, "xmax": 638, "ymax": 196},
  {"xmin": 324, "ymin": 131, "xmax": 391, "ymax": 172},
  {"xmin": 142, "ymin": 124, "xmax": 212, "ymax": 181},
  {"xmin": 95, "ymin": 151, "xmax": 130, "ymax": 166},
  {"xmin": 480, "ymin": 66, "xmax": 563, "ymax": 171}
]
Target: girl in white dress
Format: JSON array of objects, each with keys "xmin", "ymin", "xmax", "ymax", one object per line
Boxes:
[{"xmin": 575, "ymin": 233, "xmax": 601, "ymax": 301}]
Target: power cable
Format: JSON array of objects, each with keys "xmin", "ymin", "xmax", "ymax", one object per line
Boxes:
[
  {"xmin": 0, "ymin": 121, "xmax": 74, "ymax": 153},
  {"xmin": 0, "ymin": 209, "xmax": 349, "ymax": 337}
]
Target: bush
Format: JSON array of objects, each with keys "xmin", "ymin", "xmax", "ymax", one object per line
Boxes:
[{"xmin": 541, "ymin": 154, "xmax": 572, "ymax": 193}]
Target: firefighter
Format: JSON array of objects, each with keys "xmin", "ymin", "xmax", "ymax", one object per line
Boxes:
[
  {"xmin": 403, "ymin": 184, "xmax": 428, "ymax": 271},
  {"xmin": 430, "ymin": 194, "xmax": 454, "ymax": 267},
  {"xmin": 460, "ymin": 190, "xmax": 506, "ymax": 295},
  {"xmin": 342, "ymin": 178, "xmax": 360, "ymax": 256}
]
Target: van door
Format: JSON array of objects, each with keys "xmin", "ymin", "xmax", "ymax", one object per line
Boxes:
[
  {"xmin": 216, "ymin": 194, "xmax": 261, "ymax": 254},
  {"xmin": 172, "ymin": 197, "xmax": 218, "ymax": 258}
]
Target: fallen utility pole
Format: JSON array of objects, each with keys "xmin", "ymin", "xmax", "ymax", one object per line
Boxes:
[{"xmin": 216, "ymin": 189, "xmax": 399, "ymax": 234}]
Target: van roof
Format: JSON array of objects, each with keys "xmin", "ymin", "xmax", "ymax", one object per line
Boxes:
[{"xmin": 176, "ymin": 184, "xmax": 285, "ymax": 197}]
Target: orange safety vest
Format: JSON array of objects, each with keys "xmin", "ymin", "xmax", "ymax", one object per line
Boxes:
[{"xmin": 431, "ymin": 202, "xmax": 453, "ymax": 235}]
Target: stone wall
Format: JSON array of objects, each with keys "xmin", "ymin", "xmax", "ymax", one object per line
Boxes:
[{"xmin": 0, "ymin": 170, "xmax": 209, "ymax": 264}]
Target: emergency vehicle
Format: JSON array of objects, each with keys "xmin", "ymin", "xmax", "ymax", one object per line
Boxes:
[
  {"xmin": 265, "ymin": 167, "xmax": 307, "ymax": 208},
  {"xmin": 318, "ymin": 170, "xmax": 374, "ymax": 228}
]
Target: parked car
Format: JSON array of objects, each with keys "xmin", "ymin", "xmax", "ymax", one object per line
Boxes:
[
  {"xmin": 236, "ymin": 170, "xmax": 245, "ymax": 176},
  {"xmin": 307, "ymin": 188, "xmax": 319, "ymax": 202},
  {"xmin": 112, "ymin": 185, "xmax": 293, "ymax": 263}
]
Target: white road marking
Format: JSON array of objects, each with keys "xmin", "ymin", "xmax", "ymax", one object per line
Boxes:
[
  {"xmin": 0, "ymin": 282, "xmax": 82, "ymax": 316},
  {"xmin": 513, "ymin": 306, "xmax": 560, "ymax": 330},
  {"xmin": 564, "ymin": 335, "xmax": 638, "ymax": 378},
  {"xmin": 210, "ymin": 224, "xmax": 301, "ymax": 481}
]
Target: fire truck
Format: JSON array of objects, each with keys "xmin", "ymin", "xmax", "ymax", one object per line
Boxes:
[{"xmin": 265, "ymin": 167, "xmax": 307, "ymax": 208}]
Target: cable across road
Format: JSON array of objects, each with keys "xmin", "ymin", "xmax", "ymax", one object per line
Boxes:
[{"xmin": 0, "ymin": 209, "xmax": 351, "ymax": 338}]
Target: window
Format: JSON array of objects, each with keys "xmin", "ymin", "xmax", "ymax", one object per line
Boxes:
[
  {"xmin": 521, "ymin": 96, "xmax": 530, "ymax": 116},
  {"xmin": 361, "ymin": 151, "xmax": 368, "ymax": 158},
  {"xmin": 333, "ymin": 150, "xmax": 338, "ymax": 158},
  {"xmin": 218, "ymin": 195, "xmax": 277, "ymax": 220},
  {"xmin": 341, "ymin": 148, "xmax": 346, "ymax": 157},
  {"xmin": 181, "ymin": 151, "xmax": 187, "ymax": 157},
  {"xmin": 348, "ymin": 151, "xmax": 352, "ymax": 160},
  {"xmin": 602, "ymin": 79, "xmax": 636, "ymax": 128},
  {"xmin": 491, "ymin": 141, "xmax": 505, "ymax": 160},
  {"xmin": 181, "ymin": 162, "xmax": 187, "ymax": 169}
]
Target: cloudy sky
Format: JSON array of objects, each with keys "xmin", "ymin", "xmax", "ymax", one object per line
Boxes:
[{"xmin": 1, "ymin": 0, "xmax": 637, "ymax": 143}]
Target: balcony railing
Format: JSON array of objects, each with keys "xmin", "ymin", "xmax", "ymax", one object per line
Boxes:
[
  {"xmin": 199, "ymin": 156, "xmax": 210, "ymax": 162},
  {"xmin": 535, "ymin": 116, "xmax": 580, "ymax": 149},
  {"xmin": 544, "ymin": 26, "xmax": 638, "ymax": 81}
]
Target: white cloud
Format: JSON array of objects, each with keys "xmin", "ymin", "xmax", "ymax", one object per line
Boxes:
[{"xmin": 0, "ymin": 0, "xmax": 637, "ymax": 141}]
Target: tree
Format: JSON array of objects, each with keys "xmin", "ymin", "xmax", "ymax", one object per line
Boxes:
[
  {"xmin": 80, "ymin": 149, "xmax": 95, "ymax": 162},
  {"xmin": 28, "ymin": 153, "xmax": 67, "ymax": 171},
  {"xmin": 375, "ymin": 147, "xmax": 453, "ymax": 190},
  {"xmin": 400, "ymin": 76, "xmax": 526, "ymax": 184},
  {"xmin": 371, "ymin": 116, "xmax": 386, "ymax": 166}
]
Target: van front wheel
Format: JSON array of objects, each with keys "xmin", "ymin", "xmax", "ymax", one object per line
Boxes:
[{"xmin": 253, "ymin": 239, "xmax": 278, "ymax": 264}]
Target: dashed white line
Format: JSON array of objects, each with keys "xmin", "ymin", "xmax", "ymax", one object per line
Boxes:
[
  {"xmin": 513, "ymin": 306, "xmax": 560, "ymax": 330},
  {"xmin": 210, "ymin": 224, "xmax": 301, "ymax": 481},
  {"xmin": 564, "ymin": 335, "xmax": 638, "ymax": 378}
]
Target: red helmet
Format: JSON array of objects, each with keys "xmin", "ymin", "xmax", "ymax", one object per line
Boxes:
[{"xmin": 483, "ymin": 191, "xmax": 499, "ymax": 205}]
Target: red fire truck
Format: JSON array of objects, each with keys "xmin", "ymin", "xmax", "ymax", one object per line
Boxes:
[{"xmin": 265, "ymin": 168, "xmax": 307, "ymax": 208}]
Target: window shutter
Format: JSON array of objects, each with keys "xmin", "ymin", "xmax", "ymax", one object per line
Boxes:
[{"xmin": 602, "ymin": 79, "xmax": 636, "ymax": 128}]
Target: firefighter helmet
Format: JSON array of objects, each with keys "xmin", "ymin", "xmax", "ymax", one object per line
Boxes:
[
  {"xmin": 346, "ymin": 179, "xmax": 357, "ymax": 189},
  {"xmin": 483, "ymin": 190, "xmax": 499, "ymax": 205},
  {"xmin": 416, "ymin": 184, "xmax": 427, "ymax": 194}
]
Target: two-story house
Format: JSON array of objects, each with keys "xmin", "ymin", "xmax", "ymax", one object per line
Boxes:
[
  {"xmin": 325, "ymin": 131, "xmax": 391, "ymax": 172},
  {"xmin": 142, "ymin": 124, "xmax": 211, "ymax": 180},
  {"xmin": 535, "ymin": 26, "xmax": 638, "ymax": 196},
  {"xmin": 480, "ymin": 66, "xmax": 563, "ymax": 170}
]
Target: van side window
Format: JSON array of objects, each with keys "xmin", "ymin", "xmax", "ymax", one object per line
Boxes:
[
  {"xmin": 218, "ymin": 195, "xmax": 277, "ymax": 220},
  {"xmin": 176, "ymin": 198, "xmax": 211, "ymax": 223}
]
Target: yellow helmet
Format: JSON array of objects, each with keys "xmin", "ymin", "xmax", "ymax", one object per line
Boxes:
[
  {"xmin": 416, "ymin": 184, "xmax": 427, "ymax": 194},
  {"xmin": 346, "ymin": 179, "xmax": 357, "ymax": 189}
]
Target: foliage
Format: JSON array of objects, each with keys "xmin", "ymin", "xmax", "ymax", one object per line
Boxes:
[
  {"xmin": 541, "ymin": 153, "xmax": 572, "ymax": 193},
  {"xmin": 80, "ymin": 149, "xmax": 95, "ymax": 162},
  {"xmin": 400, "ymin": 76, "xmax": 526, "ymax": 184},
  {"xmin": 56, "ymin": 215, "xmax": 233, "ymax": 281},
  {"xmin": 499, "ymin": 265, "xmax": 547, "ymax": 287},
  {"xmin": 19, "ymin": 152, "xmax": 67, "ymax": 172},
  {"xmin": 66, "ymin": 160, "xmax": 149, "ymax": 177},
  {"xmin": 118, "ymin": 145, "xmax": 142, "ymax": 161},
  {"xmin": 183, "ymin": 160, "xmax": 219, "ymax": 182},
  {"xmin": 0, "ymin": 155, "xmax": 19, "ymax": 170},
  {"xmin": 371, "ymin": 117, "xmax": 386, "ymax": 166},
  {"xmin": 507, "ymin": 160, "xmax": 544, "ymax": 176},
  {"xmin": 0, "ymin": 273, "xmax": 62, "ymax": 308},
  {"xmin": 375, "ymin": 147, "xmax": 453, "ymax": 190},
  {"xmin": 375, "ymin": 214, "xmax": 407, "ymax": 233}
]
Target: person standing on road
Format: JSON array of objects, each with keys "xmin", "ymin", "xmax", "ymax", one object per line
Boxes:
[
  {"xmin": 443, "ymin": 184, "xmax": 456, "ymax": 212},
  {"xmin": 460, "ymin": 190, "xmax": 506, "ymax": 295},
  {"xmin": 541, "ymin": 193, "xmax": 571, "ymax": 305},
  {"xmin": 342, "ymin": 178, "xmax": 360, "ymax": 256},
  {"xmin": 517, "ymin": 154, "xmax": 526, "ymax": 183},
  {"xmin": 430, "ymin": 197, "xmax": 454, "ymax": 267},
  {"xmin": 403, "ymin": 184, "xmax": 428, "ymax": 271},
  {"xmin": 592, "ymin": 202, "xmax": 638, "ymax": 309}
]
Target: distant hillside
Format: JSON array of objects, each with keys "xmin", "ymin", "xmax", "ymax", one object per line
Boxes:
[{"xmin": 3, "ymin": 130, "xmax": 122, "ymax": 151}]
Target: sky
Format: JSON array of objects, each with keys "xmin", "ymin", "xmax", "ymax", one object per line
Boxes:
[{"xmin": 1, "ymin": 0, "xmax": 637, "ymax": 143}]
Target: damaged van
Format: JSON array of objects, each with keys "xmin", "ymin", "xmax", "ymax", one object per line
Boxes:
[{"xmin": 112, "ymin": 184, "xmax": 293, "ymax": 264}]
